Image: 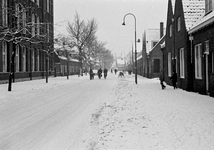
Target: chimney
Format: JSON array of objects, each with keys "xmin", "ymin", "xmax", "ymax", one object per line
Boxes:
[{"xmin": 160, "ymin": 22, "xmax": 164, "ymax": 38}]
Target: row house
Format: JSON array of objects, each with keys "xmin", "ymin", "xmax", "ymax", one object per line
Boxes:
[
  {"xmin": 163, "ymin": 0, "xmax": 205, "ymax": 91},
  {"xmin": 140, "ymin": 28, "xmax": 160, "ymax": 77},
  {"xmin": 188, "ymin": 0, "xmax": 214, "ymax": 96},
  {"xmin": 0, "ymin": 0, "xmax": 54, "ymax": 83},
  {"xmin": 148, "ymin": 22, "xmax": 165, "ymax": 79},
  {"xmin": 54, "ymin": 42, "xmax": 80, "ymax": 77}
]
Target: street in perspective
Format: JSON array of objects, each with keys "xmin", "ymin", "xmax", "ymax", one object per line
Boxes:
[
  {"xmin": 0, "ymin": 73, "xmax": 214, "ymax": 149},
  {"xmin": 1, "ymin": 0, "xmax": 214, "ymax": 149}
]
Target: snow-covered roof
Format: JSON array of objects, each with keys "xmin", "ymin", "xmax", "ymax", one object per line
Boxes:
[
  {"xmin": 183, "ymin": 0, "xmax": 205, "ymax": 30},
  {"xmin": 182, "ymin": 0, "xmax": 205, "ymax": 30},
  {"xmin": 145, "ymin": 29, "xmax": 161, "ymax": 53},
  {"xmin": 161, "ymin": 41, "xmax": 165, "ymax": 49},
  {"xmin": 55, "ymin": 51, "xmax": 79, "ymax": 62},
  {"xmin": 189, "ymin": 10, "xmax": 214, "ymax": 34}
]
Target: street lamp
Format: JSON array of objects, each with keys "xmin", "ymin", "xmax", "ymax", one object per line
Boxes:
[{"xmin": 122, "ymin": 13, "xmax": 138, "ymax": 84}]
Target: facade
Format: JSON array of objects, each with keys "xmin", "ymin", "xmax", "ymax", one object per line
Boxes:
[
  {"xmin": 0, "ymin": 0, "xmax": 54, "ymax": 83},
  {"xmin": 137, "ymin": 23, "xmax": 165, "ymax": 78},
  {"xmin": 148, "ymin": 35, "xmax": 165, "ymax": 79},
  {"xmin": 164, "ymin": 0, "xmax": 205, "ymax": 91},
  {"xmin": 54, "ymin": 52, "xmax": 80, "ymax": 77},
  {"xmin": 147, "ymin": 22, "xmax": 165, "ymax": 78},
  {"xmin": 188, "ymin": 0, "xmax": 214, "ymax": 96},
  {"xmin": 139, "ymin": 29, "xmax": 161, "ymax": 77}
]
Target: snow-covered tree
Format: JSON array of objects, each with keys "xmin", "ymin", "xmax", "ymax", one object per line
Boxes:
[{"xmin": 67, "ymin": 12, "xmax": 98, "ymax": 75}]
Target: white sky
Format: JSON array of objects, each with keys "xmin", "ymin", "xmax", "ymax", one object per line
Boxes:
[{"xmin": 54, "ymin": 0, "xmax": 168, "ymax": 56}]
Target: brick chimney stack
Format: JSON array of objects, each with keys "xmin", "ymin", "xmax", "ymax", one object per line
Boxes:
[{"xmin": 160, "ymin": 22, "xmax": 164, "ymax": 38}]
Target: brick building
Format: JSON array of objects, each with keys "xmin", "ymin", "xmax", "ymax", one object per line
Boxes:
[
  {"xmin": 188, "ymin": 0, "xmax": 214, "ymax": 96},
  {"xmin": 0, "ymin": 0, "xmax": 54, "ymax": 83},
  {"xmin": 164, "ymin": 0, "xmax": 205, "ymax": 91}
]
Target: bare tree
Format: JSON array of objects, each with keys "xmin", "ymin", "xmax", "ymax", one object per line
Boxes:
[
  {"xmin": 67, "ymin": 12, "xmax": 98, "ymax": 76},
  {"xmin": 54, "ymin": 35, "xmax": 76, "ymax": 79}
]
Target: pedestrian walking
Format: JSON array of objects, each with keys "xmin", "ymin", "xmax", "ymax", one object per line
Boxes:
[
  {"xmin": 114, "ymin": 69, "xmax": 117, "ymax": 74},
  {"xmin": 98, "ymin": 68, "xmax": 102, "ymax": 79},
  {"xmin": 89, "ymin": 69, "xmax": 94, "ymax": 80},
  {"xmin": 170, "ymin": 71, "xmax": 177, "ymax": 89},
  {"xmin": 159, "ymin": 72, "xmax": 166, "ymax": 90},
  {"xmin": 104, "ymin": 68, "xmax": 108, "ymax": 79}
]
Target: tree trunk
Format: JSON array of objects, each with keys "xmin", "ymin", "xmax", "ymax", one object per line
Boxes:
[
  {"xmin": 46, "ymin": 54, "xmax": 49, "ymax": 83},
  {"xmin": 8, "ymin": 44, "xmax": 16, "ymax": 91}
]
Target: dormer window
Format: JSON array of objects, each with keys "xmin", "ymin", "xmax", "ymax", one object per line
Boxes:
[
  {"xmin": 205, "ymin": 0, "xmax": 212, "ymax": 14},
  {"xmin": 169, "ymin": 24, "xmax": 172, "ymax": 37},
  {"xmin": 177, "ymin": 17, "xmax": 181, "ymax": 32}
]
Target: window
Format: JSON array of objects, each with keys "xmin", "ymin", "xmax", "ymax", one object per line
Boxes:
[
  {"xmin": 152, "ymin": 41, "xmax": 158, "ymax": 48},
  {"xmin": 47, "ymin": 0, "xmax": 50, "ymax": 13},
  {"xmin": 169, "ymin": 24, "xmax": 172, "ymax": 37},
  {"xmin": 179, "ymin": 48, "xmax": 185, "ymax": 78},
  {"xmin": 205, "ymin": 40, "xmax": 209, "ymax": 55},
  {"xmin": 177, "ymin": 17, "xmax": 181, "ymax": 32},
  {"xmin": 2, "ymin": 42, "xmax": 7, "ymax": 72},
  {"xmin": 205, "ymin": 0, "xmax": 212, "ymax": 14},
  {"xmin": 23, "ymin": 9, "xmax": 26, "ymax": 34},
  {"xmin": 2, "ymin": 0, "xmax": 8, "ymax": 26},
  {"xmin": 37, "ymin": 0, "xmax": 39, "ymax": 6},
  {"xmin": 47, "ymin": 24, "xmax": 50, "ymax": 42},
  {"xmin": 15, "ymin": 3, "xmax": 26, "ymax": 33},
  {"xmin": 153, "ymin": 59, "xmax": 160, "ymax": 73},
  {"xmin": 195, "ymin": 44, "xmax": 202, "ymax": 79},
  {"xmin": 23, "ymin": 47, "xmax": 26, "ymax": 72},
  {"xmin": 37, "ymin": 17, "xmax": 40, "ymax": 35},
  {"xmin": 32, "ymin": 14, "xmax": 35, "ymax": 36},
  {"xmin": 168, "ymin": 52, "xmax": 172, "ymax": 76},
  {"xmin": 16, "ymin": 45, "xmax": 19, "ymax": 72},
  {"xmin": 212, "ymin": 52, "xmax": 214, "ymax": 74},
  {"xmin": 37, "ymin": 50, "xmax": 40, "ymax": 71}
]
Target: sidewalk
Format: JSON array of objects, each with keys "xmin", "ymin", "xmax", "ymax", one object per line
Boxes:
[{"xmin": 74, "ymin": 74, "xmax": 214, "ymax": 150}]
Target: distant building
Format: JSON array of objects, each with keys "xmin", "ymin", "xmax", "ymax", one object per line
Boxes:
[{"xmin": 137, "ymin": 23, "xmax": 165, "ymax": 77}]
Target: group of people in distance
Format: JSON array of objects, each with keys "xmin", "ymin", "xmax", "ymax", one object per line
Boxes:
[{"xmin": 89, "ymin": 68, "xmax": 108, "ymax": 80}]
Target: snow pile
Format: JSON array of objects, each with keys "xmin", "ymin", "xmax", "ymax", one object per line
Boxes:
[{"xmin": 75, "ymin": 75, "xmax": 214, "ymax": 150}]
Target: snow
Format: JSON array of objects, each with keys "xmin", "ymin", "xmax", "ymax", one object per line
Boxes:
[{"xmin": 0, "ymin": 74, "xmax": 214, "ymax": 150}]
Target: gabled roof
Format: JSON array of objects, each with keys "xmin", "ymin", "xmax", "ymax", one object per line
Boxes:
[
  {"xmin": 189, "ymin": 10, "xmax": 214, "ymax": 34},
  {"xmin": 182, "ymin": 0, "xmax": 205, "ymax": 30},
  {"xmin": 172, "ymin": 0, "xmax": 205, "ymax": 30},
  {"xmin": 144, "ymin": 29, "xmax": 161, "ymax": 53}
]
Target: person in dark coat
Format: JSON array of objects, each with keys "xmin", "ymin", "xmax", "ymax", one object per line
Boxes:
[
  {"xmin": 89, "ymin": 69, "xmax": 94, "ymax": 80},
  {"xmin": 104, "ymin": 68, "xmax": 108, "ymax": 79},
  {"xmin": 170, "ymin": 71, "xmax": 177, "ymax": 89},
  {"xmin": 159, "ymin": 72, "xmax": 166, "ymax": 90},
  {"xmin": 98, "ymin": 68, "xmax": 102, "ymax": 79},
  {"xmin": 114, "ymin": 69, "xmax": 117, "ymax": 74}
]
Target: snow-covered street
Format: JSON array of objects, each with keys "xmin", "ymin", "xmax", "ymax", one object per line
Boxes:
[{"xmin": 0, "ymin": 73, "xmax": 214, "ymax": 150}]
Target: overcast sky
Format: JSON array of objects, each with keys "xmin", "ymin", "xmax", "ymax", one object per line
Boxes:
[{"xmin": 54, "ymin": 0, "xmax": 168, "ymax": 56}]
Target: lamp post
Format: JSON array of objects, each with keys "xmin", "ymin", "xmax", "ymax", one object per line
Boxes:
[{"xmin": 122, "ymin": 13, "xmax": 138, "ymax": 84}]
